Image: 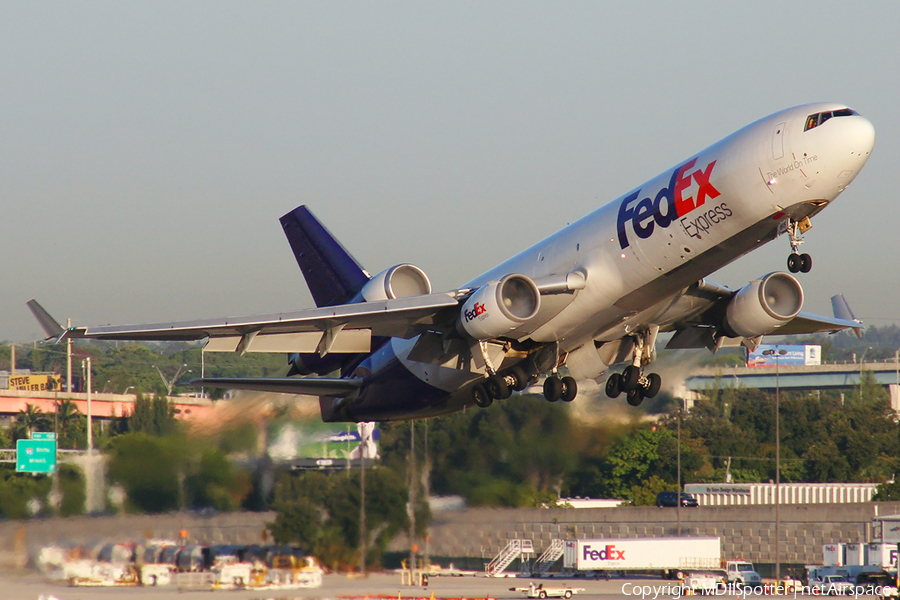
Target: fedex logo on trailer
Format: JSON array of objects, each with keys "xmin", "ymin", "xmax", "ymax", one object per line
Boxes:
[
  {"xmin": 583, "ymin": 544, "xmax": 625, "ymax": 561},
  {"xmin": 616, "ymin": 157, "xmax": 723, "ymax": 249}
]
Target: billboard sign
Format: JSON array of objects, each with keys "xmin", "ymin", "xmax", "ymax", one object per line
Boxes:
[
  {"xmin": 268, "ymin": 417, "xmax": 380, "ymax": 467},
  {"xmin": 748, "ymin": 344, "xmax": 821, "ymax": 367},
  {"xmin": 8, "ymin": 374, "xmax": 62, "ymax": 391}
]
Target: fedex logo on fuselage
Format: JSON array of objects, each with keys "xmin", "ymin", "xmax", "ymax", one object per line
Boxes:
[
  {"xmin": 616, "ymin": 157, "xmax": 722, "ymax": 249},
  {"xmin": 582, "ymin": 544, "xmax": 625, "ymax": 561}
]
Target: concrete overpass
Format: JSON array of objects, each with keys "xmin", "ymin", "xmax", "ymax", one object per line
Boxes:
[
  {"xmin": 683, "ymin": 360, "xmax": 900, "ymax": 409},
  {"xmin": 0, "ymin": 388, "xmax": 214, "ymax": 430}
]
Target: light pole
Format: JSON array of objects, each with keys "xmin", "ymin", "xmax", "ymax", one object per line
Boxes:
[
  {"xmin": 763, "ymin": 346, "xmax": 787, "ymax": 581},
  {"xmin": 860, "ymin": 347, "xmax": 873, "ymax": 401},
  {"xmin": 676, "ymin": 399, "xmax": 682, "ymax": 536}
]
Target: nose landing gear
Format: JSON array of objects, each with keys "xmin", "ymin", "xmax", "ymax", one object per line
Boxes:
[{"xmin": 785, "ymin": 217, "xmax": 813, "ymax": 273}]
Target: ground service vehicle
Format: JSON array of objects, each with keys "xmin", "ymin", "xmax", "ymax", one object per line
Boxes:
[
  {"xmin": 684, "ymin": 571, "xmax": 726, "ymax": 594},
  {"xmin": 725, "ymin": 560, "xmax": 762, "ymax": 586},
  {"xmin": 821, "ymin": 574, "xmax": 855, "ymax": 595},
  {"xmin": 512, "ymin": 582, "xmax": 584, "ymax": 598}
]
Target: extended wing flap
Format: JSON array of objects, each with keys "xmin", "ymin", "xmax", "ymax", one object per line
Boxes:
[{"xmin": 191, "ymin": 376, "xmax": 362, "ymax": 396}]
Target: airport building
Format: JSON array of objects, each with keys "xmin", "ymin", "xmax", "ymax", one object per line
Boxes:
[{"xmin": 685, "ymin": 482, "xmax": 878, "ymax": 506}]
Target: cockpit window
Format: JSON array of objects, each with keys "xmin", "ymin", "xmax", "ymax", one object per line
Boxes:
[{"xmin": 804, "ymin": 108, "xmax": 859, "ymax": 131}]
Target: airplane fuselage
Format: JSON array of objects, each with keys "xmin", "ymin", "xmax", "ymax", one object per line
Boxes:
[{"xmin": 325, "ymin": 103, "xmax": 874, "ymax": 421}]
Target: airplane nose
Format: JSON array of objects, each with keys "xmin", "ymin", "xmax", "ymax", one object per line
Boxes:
[
  {"xmin": 848, "ymin": 115, "xmax": 876, "ymax": 160},
  {"xmin": 826, "ymin": 115, "xmax": 875, "ymax": 188}
]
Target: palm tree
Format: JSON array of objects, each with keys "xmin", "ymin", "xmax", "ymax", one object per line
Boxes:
[
  {"xmin": 54, "ymin": 399, "xmax": 81, "ymax": 448},
  {"xmin": 14, "ymin": 403, "xmax": 50, "ymax": 439}
]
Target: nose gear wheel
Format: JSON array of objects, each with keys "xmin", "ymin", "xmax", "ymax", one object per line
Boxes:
[{"xmin": 785, "ymin": 218, "xmax": 813, "ymax": 273}]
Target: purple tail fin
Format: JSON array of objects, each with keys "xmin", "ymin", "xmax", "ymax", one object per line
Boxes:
[{"xmin": 280, "ymin": 206, "xmax": 369, "ymax": 307}]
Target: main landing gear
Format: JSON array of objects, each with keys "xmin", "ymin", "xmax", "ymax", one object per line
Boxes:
[
  {"xmin": 542, "ymin": 374, "xmax": 577, "ymax": 403},
  {"xmin": 605, "ymin": 366, "xmax": 661, "ymax": 406},
  {"xmin": 471, "ymin": 364, "xmax": 533, "ymax": 408},
  {"xmin": 470, "ymin": 357, "xmax": 577, "ymax": 408},
  {"xmin": 605, "ymin": 328, "xmax": 661, "ymax": 407},
  {"xmin": 785, "ymin": 217, "xmax": 812, "ymax": 274}
]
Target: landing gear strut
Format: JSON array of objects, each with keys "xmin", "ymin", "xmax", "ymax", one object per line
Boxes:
[
  {"xmin": 605, "ymin": 329, "xmax": 662, "ymax": 407},
  {"xmin": 785, "ymin": 217, "xmax": 812, "ymax": 273}
]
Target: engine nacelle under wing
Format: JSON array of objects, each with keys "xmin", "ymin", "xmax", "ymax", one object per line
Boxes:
[
  {"xmin": 458, "ymin": 274, "xmax": 541, "ymax": 340},
  {"xmin": 359, "ymin": 264, "xmax": 432, "ymax": 301},
  {"xmin": 723, "ymin": 272, "xmax": 803, "ymax": 338}
]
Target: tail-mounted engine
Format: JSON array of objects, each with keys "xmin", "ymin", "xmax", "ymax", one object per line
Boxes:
[
  {"xmin": 358, "ymin": 264, "xmax": 432, "ymax": 301},
  {"xmin": 723, "ymin": 272, "xmax": 803, "ymax": 338},
  {"xmin": 457, "ymin": 274, "xmax": 541, "ymax": 340}
]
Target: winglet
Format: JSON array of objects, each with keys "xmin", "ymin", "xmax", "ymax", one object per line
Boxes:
[
  {"xmin": 831, "ymin": 294, "xmax": 863, "ymax": 338},
  {"xmin": 26, "ymin": 300, "xmax": 65, "ymax": 339}
]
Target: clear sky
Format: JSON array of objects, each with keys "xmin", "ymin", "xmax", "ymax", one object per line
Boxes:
[{"xmin": 3, "ymin": 2, "xmax": 899, "ymax": 342}]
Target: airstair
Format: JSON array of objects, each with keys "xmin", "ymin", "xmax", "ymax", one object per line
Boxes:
[
  {"xmin": 486, "ymin": 539, "xmax": 534, "ymax": 577},
  {"xmin": 533, "ymin": 539, "xmax": 565, "ymax": 575}
]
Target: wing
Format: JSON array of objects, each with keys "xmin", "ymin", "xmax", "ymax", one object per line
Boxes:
[
  {"xmin": 664, "ymin": 284, "xmax": 862, "ymax": 351},
  {"xmin": 28, "ymin": 293, "xmax": 460, "ymax": 354}
]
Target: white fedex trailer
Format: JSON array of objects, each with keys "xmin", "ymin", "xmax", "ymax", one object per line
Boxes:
[{"xmin": 563, "ymin": 537, "xmax": 721, "ymax": 578}]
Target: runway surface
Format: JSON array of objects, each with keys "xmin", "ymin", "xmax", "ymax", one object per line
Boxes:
[{"xmin": 0, "ymin": 571, "xmax": 873, "ymax": 600}]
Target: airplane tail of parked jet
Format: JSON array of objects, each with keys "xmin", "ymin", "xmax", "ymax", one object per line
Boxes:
[{"xmin": 280, "ymin": 205, "xmax": 370, "ymax": 308}]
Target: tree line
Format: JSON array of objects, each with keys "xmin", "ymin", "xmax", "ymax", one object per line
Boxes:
[{"xmin": 2, "ymin": 329, "xmax": 900, "ymax": 568}]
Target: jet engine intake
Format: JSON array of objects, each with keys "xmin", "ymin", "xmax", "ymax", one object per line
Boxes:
[
  {"xmin": 723, "ymin": 272, "xmax": 803, "ymax": 338},
  {"xmin": 458, "ymin": 274, "xmax": 541, "ymax": 340},
  {"xmin": 359, "ymin": 264, "xmax": 432, "ymax": 301}
]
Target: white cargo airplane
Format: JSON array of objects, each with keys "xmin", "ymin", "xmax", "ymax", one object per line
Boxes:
[{"xmin": 30, "ymin": 102, "xmax": 874, "ymax": 422}]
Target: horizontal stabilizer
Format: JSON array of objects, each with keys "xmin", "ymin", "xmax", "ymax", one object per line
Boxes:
[
  {"xmin": 26, "ymin": 299, "xmax": 65, "ymax": 339},
  {"xmin": 190, "ymin": 377, "xmax": 362, "ymax": 396}
]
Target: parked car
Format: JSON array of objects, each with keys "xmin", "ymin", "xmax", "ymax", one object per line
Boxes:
[{"xmin": 656, "ymin": 491, "xmax": 698, "ymax": 507}]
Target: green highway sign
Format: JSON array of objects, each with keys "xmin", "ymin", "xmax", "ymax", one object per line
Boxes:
[
  {"xmin": 16, "ymin": 439, "xmax": 57, "ymax": 474},
  {"xmin": 31, "ymin": 432, "xmax": 57, "ymax": 441}
]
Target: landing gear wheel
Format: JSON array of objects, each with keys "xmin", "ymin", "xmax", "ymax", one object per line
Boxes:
[
  {"xmin": 486, "ymin": 374, "xmax": 511, "ymax": 399},
  {"xmin": 799, "ymin": 253, "xmax": 812, "ymax": 273},
  {"xmin": 622, "ymin": 365, "xmax": 640, "ymax": 391},
  {"xmin": 605, "ymin": 373, "xmax": 623, "ymax": 398},
  {"xmin": 626, "ymin": 387, "xmax": 644, "ymax": 407},
  {"xmin": 560, "ymin": 376, "xmax": 577, "ymax": 402},
  {"xmin": 787, "ymin": 253, "xmax": 802, "ymax": 273},
  {"xmin": 472, "ymin": 383, "xmax": 492, "ymax": 408},
  {"xmin": 644, "ymin": 373, "xmax": 662, "ymax": 398},
  {"xmin": 509, "ymin": 365, "xmax": 530, "ymax": 392},
  {"xmin": 543, "ymin": 376, "xmax": 562, "ymax": 402}
]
